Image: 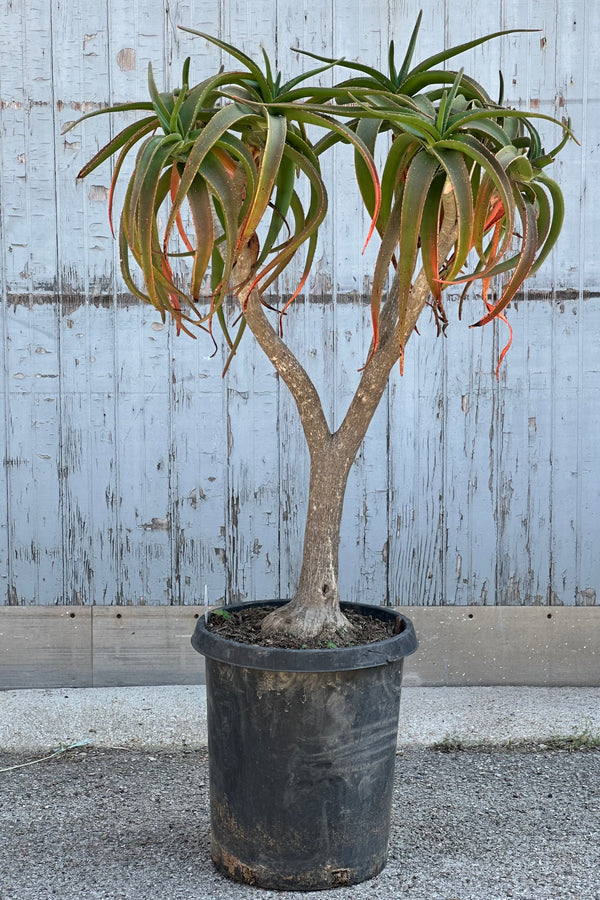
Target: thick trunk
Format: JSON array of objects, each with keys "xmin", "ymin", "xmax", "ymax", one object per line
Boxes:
[{"xmin": 260, "ymin": 437, "xmax": 356, "ymax": 641}]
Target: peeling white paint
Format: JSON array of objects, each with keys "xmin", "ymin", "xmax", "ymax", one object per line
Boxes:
[
  {"xmin": 88, "ymin": 185, "xmax": 109, "ymax": 202},
  {"xmin": 117, "ymin": 48, "xmax": 136, "ymax": 71},
  {"xmin": 0, "ymin": 0, "xmax": 597, "ymax": 610}
]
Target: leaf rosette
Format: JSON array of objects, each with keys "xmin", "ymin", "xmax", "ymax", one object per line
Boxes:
[{"xmin": 65, "ymin": 15, "xmax": 574, "ymax": 374}]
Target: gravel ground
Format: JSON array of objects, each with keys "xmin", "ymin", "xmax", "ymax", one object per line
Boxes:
[{"xmin": 1, "ymin": 744, "xmax": 599, "ymax": 900}]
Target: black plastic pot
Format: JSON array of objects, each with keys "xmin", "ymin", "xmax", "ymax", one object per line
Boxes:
[{"xmin": 191, "ymin": 600, "xmax": 417, "ymax": 891}]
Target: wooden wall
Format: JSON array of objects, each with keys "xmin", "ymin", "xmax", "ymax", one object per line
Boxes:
[{"xmin": 0, "ymin": 0, "xmax": 598, "ymax": 610}]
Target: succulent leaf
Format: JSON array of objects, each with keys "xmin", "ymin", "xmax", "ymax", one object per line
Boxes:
[{"xmin": 73, "ymin": 21, "xmax": 572, "ymax": 374}]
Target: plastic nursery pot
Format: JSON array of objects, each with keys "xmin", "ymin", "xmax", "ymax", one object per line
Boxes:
[{"xmin": 191, "ymin": 600, "xmax": 418, "ymax": 891}]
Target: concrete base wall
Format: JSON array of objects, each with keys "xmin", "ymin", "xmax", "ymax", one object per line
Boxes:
[{"xmin": 1, "ymin": 605, "xmax": 598, "ymax": 690}]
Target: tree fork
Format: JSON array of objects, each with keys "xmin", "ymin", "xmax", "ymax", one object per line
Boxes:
[{"xmin": 237, "ymin": 198, "xmax": 458, "ymax": 641}]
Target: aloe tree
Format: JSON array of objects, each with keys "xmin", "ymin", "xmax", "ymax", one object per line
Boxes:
[{"xmin": 66, "ymin": 17, "xmax": 572, "ymax": 642}]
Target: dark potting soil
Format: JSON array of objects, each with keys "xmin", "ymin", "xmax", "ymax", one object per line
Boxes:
[{"xmin": 205, "ymin": 604, "xmax": 395, "ymax": 649}]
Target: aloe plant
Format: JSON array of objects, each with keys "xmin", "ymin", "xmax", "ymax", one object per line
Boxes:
[{"xmin": 66, "ymin": 18, "xmax": 573, "ymax": 641}]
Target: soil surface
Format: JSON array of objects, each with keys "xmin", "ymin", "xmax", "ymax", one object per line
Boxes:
[{"xmin": 205, "ymin": 604, "xmax": 395, "ymax": 649}]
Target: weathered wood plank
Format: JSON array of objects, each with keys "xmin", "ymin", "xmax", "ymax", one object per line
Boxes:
[
  {"xmin": 550, "ymin": 295, "xmax": 580, "ymax": 606},
  {"xmin": 2, "ymin": 2, "xmax": 64, "ymax": 605},
  {"xmin": 0, "ymin": 6, "xmax": 11, "ymax": 604},
  {"xmin": 387, "ymin": 333, "xmax": 426, "ymax": 606},
  {"xmin": 495, "ymin": 298, "xmax": 536, "ymax": 606},
  {"xmin": 4, "ymin": 304, "xmax": 64, "ymax": 605},
  {"xmin": 443, "ymin": 295, "xmax": 498, "ymax": 607},
  {"xmin": 337, "ymin": 301, "xmax": 390, "ymax": 606},
  {"xmin": 0, "ymin": 1, "xmax": 58, "ymax": 290},
  {"xmin": 0, "ymin": 338, "xmax": 7, "ymax": 604},
  {"xmin": 52, "ymin": 4, "xmax": 120, "ymax": 607},
  {"xmin": 389, "ymin": 307, "xmax": 448, "ymax": 607},
  {"xmin": 114, "ymin": 311, "xmax": 172, "ymax": 604},
  {"xmin": 578, "ymin": 298, "xmax": 600, "ymax": 607},
  {"xmin": 168, "ymin": 328, "xmax": 229, "ymax": 607},
  {"xmin": 2, "ymin": 605, "xmax": 599, "ymax": 689},
  {"xmin": 402, "ymin": 605, "xmax": 600, "ymax": 687},
  {"xmin": 91, "ymin": 605, "xmax": 204, "ymax": 686},
  {"xmin": 0, "ymin": 607, "xmax": 92, "ymax": 688},
  {"xmin": 225, "ymin": 338, "xmax": 281, "ymax": 604},
  {"xmin": 523, "ymin": 296, "xmax": 555, "ymax": 604},
  {"xmin": 53, "ymin": 0, "xmax": 114, "ymax": 292}
]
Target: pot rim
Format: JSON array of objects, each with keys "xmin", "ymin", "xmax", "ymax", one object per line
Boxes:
[{"xmin": 191, "ymin": 599, "xmax": 418, "ymax": 672}]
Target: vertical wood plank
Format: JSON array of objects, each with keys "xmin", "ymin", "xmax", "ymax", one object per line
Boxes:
[
  {"xmin": 166, "ymin": 0, "xmax": 223, "ymax": 77},
  {"xmin": 225, "ymin": 343, "xmax": 281, "ymax": 604},
  {"xmin": 549, "ymin": 301, "xmax": 580, "ymax": 605},
  {"xmin": 388, "ymin": 310, "xmax": 445, "ymax": 607},
  {"xmin": 0, "ymin": 5, "xmax": 10, "ymax": 603},
  {"xmin": 574, "ymin": 1, "xmax": 600, "ymax": 605},
  {"xmin": 114, "ymin": 312, "xmax": 172, "ymax": 604},
  {"xmin": 2, "ymin": 1, "xmax": 64, "ymax": 605},
  {"xmin": 51, "ymin": 1, "xmax": 120, "ymax": 605},
  {"xmin": 57, "ymin": 304, "xmax": 121, "ymax": 605},
  {"xmin": 338, "ymin": 304, "xmax": 390, "ymax": 606},
  {"xmin": 548, "ymin": 0, "xmax": 588, "ymax": 607},
  {"xmin": 495, "ymin": 300, "xmax": 537, "ymax": 606},
  {"xmin": 443, "ymin": 296, "xmax": 498, "ymax": 607},
  {"xmin": 4, "ymin": 304, "xmax": 64, "ymax": 604},
  {"xmin": 0, "ymin": 1, "xmax": 58, "ymax": 290},
  {"xmin": 219, "ymin": 0, "xmax": 281, "ymax": 604},
  {"xmin": 275, "ymin": 0, "xmax": 313, "ymax": 601},
  {"xmin": 578, "ymin": 300, "xmax": 600, "ymax": 606},
  {"xmin": 107, "ymin": 2, "xmax": 174, "ymax": 605},
  {"xmin": 168, "ymin": 331, "xmax": 228, "ymax": 607},
  {"xmin": 163, "ymin": 1, "xmax": 228, "ymax": 607},
  {"xmin": 522, "ymin": 297, "xmax": 554, "ymax": 604}
]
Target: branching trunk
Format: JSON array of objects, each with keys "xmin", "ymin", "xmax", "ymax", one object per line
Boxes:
[{"xmin": 233, "ymin": 194, "xmax": 458, "ymax": 641}]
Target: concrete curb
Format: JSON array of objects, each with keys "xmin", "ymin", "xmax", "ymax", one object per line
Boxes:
[{"xmin": 2, "ymin": 685, "xmax": 600, "ymax": 754}]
